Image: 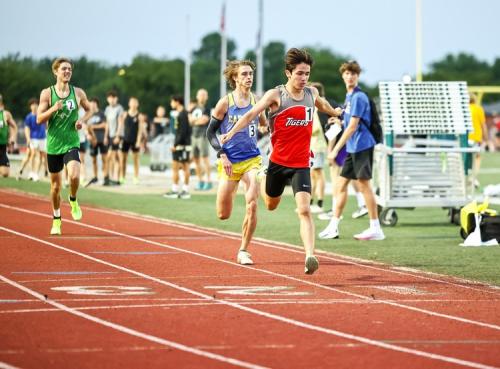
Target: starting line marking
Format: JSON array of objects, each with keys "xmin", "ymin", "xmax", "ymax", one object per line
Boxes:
[
  {"xmin": 204, "ymin": 286, "xmax": 310, "ymax": 296},
  {"xmin": 369, "ymin": 286, "xmax": 434, "ymax": 295},
  {"xmin": 51, "ymin": 286, "xmax": 155, "ymax": 296}
]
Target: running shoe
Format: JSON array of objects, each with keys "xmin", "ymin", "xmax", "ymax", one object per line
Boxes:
[
  {"xmin": 68, "ymin": 197, "xmax": 82, "ymax": 221},
  {"xmin": 318, "ymin": 224, "xmax": 339, "ymax": 239},
  {"xmin": 352, "ymin": 206, "xmax": 368, "ymax": 219},
  {"xmin": 103, "ymin": 177, "xmax": 111, "ymax": 186},
  {"xmin": 84, "ymin": 177, "xmax": 98, "ymax": 188},
  {"xmin": 133, "ymin": 177, "xmax": 140, "ymax": 185},
  {"xmin": 310, "ymin": 204, "xmax": 324, "ymax": 214},
  {"xmin": 304, "ymin": 255, "xmax": 319, "ymax": 275},
  {"xmin": 179, "ymin": 190, "xmax": 191, "ymax": 199},
  {"xmin": 163, "ymin": 191, "xmax": 179, "ymax": 199},
  {"xmin": 195, "ymin": 181, "xmax": 205, "ymax": 191},
  {"xmin": 50, "ymin": 218, "xmax": 62, "ymax": 235},
  {"xmin": 203, "ymin": 182, "xmax": 213, "ymax": 191},
  {"xmin": 237, "ymin": 250, "xmax": 254, "ymax": 265},
  {"xmin": 354, "ymin": 228, "xmax": 385, "ymax": 241},
  {"xmin": 318, "ymin": 210, "xmax": 333, "ymax": 220}
]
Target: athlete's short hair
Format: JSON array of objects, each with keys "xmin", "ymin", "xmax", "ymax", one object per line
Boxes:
[
  {"xmin": 52, "ymin": 57, "xmax": 73, "ymax": 73},
  {"xmin": 285, "ymin": 48, "xmax": 313, "ymax": 73},
  {"xmin": 107, "ymin": 90, "xmax": 118, "ymax": 98},
  {"xmin": 171, "ymin": 95, "xmax": 184, "ymax": 106},
  {"xmin": 28, "ymin": 98, "xmax": 38, "ymax": 107},
  {"xmin": 339, "ymin": 60, "xmax": 362, "ymax": 75},
  {"xmin": 224, "ymin": 60, "xmax": 256, "ymax": 90}
]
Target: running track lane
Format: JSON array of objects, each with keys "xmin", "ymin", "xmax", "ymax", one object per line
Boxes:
[{"xmin": 0, "ymin": 191, "xmax": 499, "ymax": 369}]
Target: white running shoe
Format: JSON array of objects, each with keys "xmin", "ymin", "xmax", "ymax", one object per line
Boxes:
[
  {"xmin": 310, "ymin": 204, "xmax": 323, "ymax": 214},
  {"xmin": 318, "ymin": 224, "xmax": 339, "ymax": 239},
  {"xmin": 352, "ymin": 206, "xmax": 369, "ymax": 219},
  {"xmin": 237, "ymin": 250, "xmax": 254, "ymax": 265},
  {"xmin": 354, "ymin": 228, "xmax": 385, "ymax": 241},
  {"xmin": 304, "ymin": 255, "xmax": 319, "ymax": 275}
]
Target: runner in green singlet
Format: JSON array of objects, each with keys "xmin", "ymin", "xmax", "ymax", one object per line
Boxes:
[
  {"xmin": 37, "ymin": 58, "xmax": 92, "ymax": 235},
  {"xmin": 0, "ymin": 94, "xmax": 18, "ymax": 178}
]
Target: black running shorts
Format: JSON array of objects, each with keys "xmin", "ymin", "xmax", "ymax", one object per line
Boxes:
[
  {"xmin": 265, "ymin": 160, "xmax": 311, "ymax": 197},
  {"xmin": 47, "ymin": 148, "xmax": 80, "ymax": 173},
  {"xmin": 0, "ymin": 144, "xmax": 9, "ymax": 167}
]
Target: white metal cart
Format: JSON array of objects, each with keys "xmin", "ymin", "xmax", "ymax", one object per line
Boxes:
[{"xmin": 375, "ymin": 81, "xmax": 479, "ymax": 226}]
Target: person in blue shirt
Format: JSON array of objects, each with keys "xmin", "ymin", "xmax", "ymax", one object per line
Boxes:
[
  {"xmin": 18, "ymin": 98, "xmax": 47, "ymax": 181},
  {"xmin": 319, "ymin": 61, "xmax": 385, "ymax": 241}
]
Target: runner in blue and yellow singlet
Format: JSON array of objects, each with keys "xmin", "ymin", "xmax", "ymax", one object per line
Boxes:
[
  {"xmin": 207, "ymin": 60, "xmax": 267, "ymax": 266},
  {"xmin": 37, "ymin": 58, "xmax": 92, "ymax": 235}
]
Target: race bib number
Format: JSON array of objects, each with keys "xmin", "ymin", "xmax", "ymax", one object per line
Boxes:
[
  {"xmin": 249, "ymin": 124, "xmax": 256, "ymax": 137},
  {"xmin": 305, "ymin": 107, "xmax": 313, "ymax": 121},
  {"xmin": 65, "ymin": 99, "xmax": 76, "ymax": 111}
]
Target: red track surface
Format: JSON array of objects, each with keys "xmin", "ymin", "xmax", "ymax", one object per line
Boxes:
[{"xmin": 0, "ymin": 189, "xmax": 499, "ymax": 369}]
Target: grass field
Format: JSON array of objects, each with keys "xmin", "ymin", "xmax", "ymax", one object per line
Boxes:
[{"xmin": 2, "ymin": 152, "xmax": 499, "ymax": 285}]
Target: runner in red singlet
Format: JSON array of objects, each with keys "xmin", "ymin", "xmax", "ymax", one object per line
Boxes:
[{"xmin": 220, "ymin": 48, "xmax": 342, "ymax": 275}]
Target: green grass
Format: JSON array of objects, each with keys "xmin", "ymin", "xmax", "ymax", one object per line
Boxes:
[{"xmin": 2, "ymin": 152, "xmax": 500, "ymax": 285}]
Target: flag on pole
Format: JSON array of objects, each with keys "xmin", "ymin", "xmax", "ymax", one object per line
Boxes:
[{"xmin": 220, "ymin": 1, "xmax": 227, "ymax": 98}]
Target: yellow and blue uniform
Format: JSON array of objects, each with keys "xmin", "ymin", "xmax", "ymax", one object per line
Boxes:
[{"xmin": 217, "ymin": 93, "xmax": 261, "ymax": 181}]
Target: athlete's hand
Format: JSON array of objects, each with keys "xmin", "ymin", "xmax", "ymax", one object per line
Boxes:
[
  {"xmin": 334, "ymin": 107, "xmax": 343, "ymax": 117},
  {"xmin": 113, "ymin": 136, "xmax": 120, "ymax": 145},
  {"xmin": 220, "ymin": 154, "xmax": 232, "ymax": 177},
  {"xmin": 75, "ymin": 120, "xmax": 83, "ymax": 130},
  {"xmin": 327, "ymin": 147, "xmax": 339, "ymax": 161},
  {"xmin": 104, "ymin": 136, "xmax": 109, "ymax": 146},
  {"xmin": 53, "ymin": 100, "xmax": 63, "ymax": 111},
  {"xmin": 220, "ymin": 132, "xmax": 232, "ymax": 145}
]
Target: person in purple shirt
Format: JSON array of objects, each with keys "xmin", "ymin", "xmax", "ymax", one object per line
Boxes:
[
  {"xmin": 319, "ymin": 60, "xmax": 385, "ymax": 241},
  {"xmin": 17, "ymin": 98, "xmax": 47, "ymax": 181}
]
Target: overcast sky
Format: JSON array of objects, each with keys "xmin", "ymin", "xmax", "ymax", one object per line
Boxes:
[{"xmin": 2, "ymin": 0, "xmax": 498, "ymax": 85}]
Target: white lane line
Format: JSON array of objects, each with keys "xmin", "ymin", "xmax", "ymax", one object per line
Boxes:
[
  {"xmin": 1, "ymin": 227, "xmax": 498, "ymax": 369},
  {"xmin": 85, "ymin": 201, "xmax": 500, "ymax": 296},
  {"xmin": 2, "ymin": 190, "xmax": 497, "ymax": 296},
  {"xmin": 0, "ymin": 273, "xmax": 267, "ymax": 369},
  {"xmin": 0, "ymin": 361, "xmax": 22, "ymax": 369},
  {"xmin": 2, "ymin": 204, "xmax": 499, "ymax": 332}
]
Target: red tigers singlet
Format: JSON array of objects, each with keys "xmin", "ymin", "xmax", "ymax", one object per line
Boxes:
[{"xmin": 268, "ymin": 85, "xmax": 315, "ymax": 168}]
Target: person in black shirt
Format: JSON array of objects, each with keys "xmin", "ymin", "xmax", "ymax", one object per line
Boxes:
[
  {"xmin": 164, "ymin": 95, "xmax": 192, "ymax": 199},
  {"xmin": 117, "ymin": 96, "xmax": 143, "ymax": 185},
  {"xmin": 85, "ymin": 98, "xmax": 109, "ymax": 186}
]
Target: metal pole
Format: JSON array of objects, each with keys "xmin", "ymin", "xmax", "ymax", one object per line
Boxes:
[
  {"xmin": 256, "ymin": 0, "xmax": 264, "ymax": 96},
  {"xmin": 184, "ymin": 14, "xmax": 191, "ymax": 107},
  {"xmin": 220, "ymin": 2, "xmax": 227, "ymax": 98}
]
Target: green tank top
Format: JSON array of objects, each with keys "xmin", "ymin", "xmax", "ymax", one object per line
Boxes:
[
  {"xmin": 0, "ymin": 110, "xmax": 8, "ymax": 145},
  {"xmin": 47, "ymin": 85, "xmax": 80, "ymax": 154}
]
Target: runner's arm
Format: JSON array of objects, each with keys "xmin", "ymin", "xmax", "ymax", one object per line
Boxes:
[
  {"xmin": 37, "ymin": 88, "xmax": 61, "ymax": 124},
  {"xmin": 311, "ymin": 87, "xmax": 342, "ymax": 117},
  {"xmin": 206, "ymin": 96, "xmax": 228, "ymax": 157},
  {"xmin": 220, "ymin": 89, "xmax": 277, "ymax": 144}
]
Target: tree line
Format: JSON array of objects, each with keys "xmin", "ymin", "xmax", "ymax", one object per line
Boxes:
[{"xmin": 1, "ymin": 31, "xmax": 499, "ymax": 119}]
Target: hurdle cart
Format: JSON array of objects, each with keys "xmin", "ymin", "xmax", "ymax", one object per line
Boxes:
[
  {"xmin": 375, "ymin": 81, "xmax": 479, "ymax": 226},
  {"xmin": 149, "ymin": 133, "xmax": 174, "ymax": 172}
]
